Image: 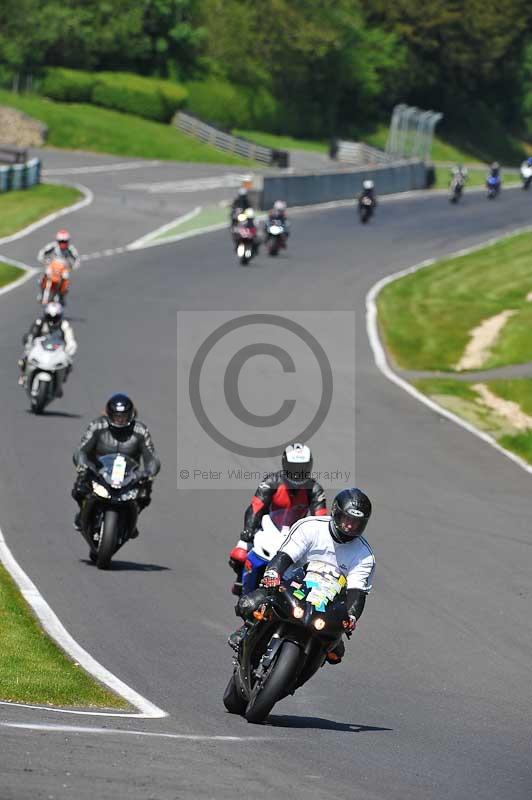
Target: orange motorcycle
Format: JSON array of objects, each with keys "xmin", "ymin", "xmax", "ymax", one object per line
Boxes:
[{"xmin": 39, "ymin": 258, "xmax": 71, "ymax": 306}]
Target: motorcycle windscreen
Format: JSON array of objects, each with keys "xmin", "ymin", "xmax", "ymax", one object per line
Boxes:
[
  {"xmin": 269, "ymin": 505, "xmax": 308, "ymax": 531},
  {"xmin": 96, "ymin": 454, "xmax": 139, "ymax": 488}
]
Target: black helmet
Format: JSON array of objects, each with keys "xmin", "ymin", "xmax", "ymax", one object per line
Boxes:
[
  {"xmin": 44, "ymin": 301, "xmax": 63, "ymax": 329},
  {"xmin": 330, "ymin": 488, "xmax": 372, "ymax": 543},
  {"xmin": 105, "ymin": 393, "xmax": 136, "ymax": 432},
  {"xmin": 282, "ymin": 442, "xmax": 313, "ymax": 487}
]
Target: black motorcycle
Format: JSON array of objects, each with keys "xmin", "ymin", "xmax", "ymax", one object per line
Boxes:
[
  {"xmin": 358, "ymin": 196, "xmax": 374, "ymax": 224},
  {"xmin": 223, "ymin": 561, "xmax": 351, "ymax": 723},
  {"xmin": 80, "ymin": 454, "xmax": 144, "ymax": 569}
]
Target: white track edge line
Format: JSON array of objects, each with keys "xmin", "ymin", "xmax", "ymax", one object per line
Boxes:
[
  {"xmin": 0, "ymin": 527, "xmax": 168, "ymax": 718},
  {"xmin": 43, "ymin": 160, "xmax": 162, "ymax": 176},
  {"xmin": 2, "ymin": 722, "xmax": 274, "ymax": 741},
  {"xmin": 0, "ymin": 183, "xmax": 93, "ymax": 247},
  {"xmin": 365, "ymin": 225, "xmax": 532, "ymax": 476},
  {"xmin": 128, "ymin": 206, "xmax": 202, "ymax": 249}
]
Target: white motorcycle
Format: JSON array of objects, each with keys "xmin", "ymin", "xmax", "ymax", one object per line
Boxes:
[
  {"xmin": 22, "ymin": 332, "xmax": 72, "ymax": 413},
  {"xmin": 238, "ymin": 506, "xmax": 308, "ymax": 595},
  {"xmin": 520, "ymin": 164, "xmax": 532, "ymax": 190}
]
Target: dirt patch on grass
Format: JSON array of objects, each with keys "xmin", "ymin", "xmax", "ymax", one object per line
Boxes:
[
  {"xmin": 455, "ymin": 310, "xmax": 517, "ymax": 371},
  {"xmin": 472, "ymin": 383, "xmax": 532, "ymax": 430}
]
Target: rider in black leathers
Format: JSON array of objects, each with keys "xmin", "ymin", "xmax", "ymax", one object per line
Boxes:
[{"xmin": 72, "ymin": 394, "xmax": 160, "ymax": 534}]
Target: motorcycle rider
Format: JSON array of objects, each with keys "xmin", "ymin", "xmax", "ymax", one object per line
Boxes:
[
  {"xmin": 229, "ymin": 443, "xmax": 327, "ymax": 581},
  {"xmin": 230, "ymin": 188, "xmax": 251, "ymax": 224},
  {"xmin": 264, "ymin": 200, "xmax": 290, "ymax": 238},
  {"xmin": 233, "ymin": 207, "xmax": 260, "ymax": 254},
  {"xmin": 18, "ymin": 302, "xmax": 77, "ymax": 392},
  {"xmin": 358, "ymin": 179, "xmax": 377, "ymax": 208},
  {"xmin": 72, "ymin": 394, "xmax": 160, "ymax": 534},
  {"xmin": 229, "ymin": 487, "xmax": 375, "ymax": 664},
  {"xmin": 488, "ymin": 161, "xmax": 501, "ymax": 181},
  {"xmin": 450, "ymin": 164, "xmax": 468, "ymax": 182},
  {"xmin": 38, "ymin": 229, "xmax": 80, "ymax": 271}
]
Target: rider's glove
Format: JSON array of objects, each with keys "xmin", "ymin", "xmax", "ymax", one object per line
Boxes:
[
  {"xmin": 76, "ymin": 464, "xmax": 88, "ymax": 475},
  {"xmin": 342, "ymin": 615, "xmax": 357, "ymax": 633},
  {"xmin": 261, "ymin": 569, "xmax": 281, "ymax": 589},
  {"xmin": 240, "ymin": 528, "xmax": 255, "ymax": 544}
]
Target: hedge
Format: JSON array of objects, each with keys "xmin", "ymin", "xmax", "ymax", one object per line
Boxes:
[
  {"xmin": 41, "ymin": 68, "xmax": 187, "ymax": 123},
  {"xmin": 185, "ymin": 78, "xmax": 279, "ymax": 131}
]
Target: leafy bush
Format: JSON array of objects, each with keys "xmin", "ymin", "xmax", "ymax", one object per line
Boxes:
[
  {"xmin": 185, "ymin": 78, "xmax": 251, "ymax": 129},
  {"xmin": 185, "ymin": 78, "xmax": 280, "ymax": 131},
  {"xmin": 41, "ymin": 68, "xmax": 94, "ymax": 103},
  {"xmin": 41, "ymin": 68, "xmax": 187, "ymax": 123}
]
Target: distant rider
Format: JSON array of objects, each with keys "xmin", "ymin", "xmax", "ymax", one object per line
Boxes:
[
  {"xmin": 230, "ymin": 188, "xmax": 251, "ymax": 224},
  {"xmin": 450, "ymin": 164, "xmax": 468, "ymax": 182},
  {"xmin": 358, "ymin": 179, "xmax": 377, "ymax": 207},
  {"xmin": 229, "ymin": 443, "xmax": 327, "ymax": 579},
  {"xmin": 264, "ymin": 200, "xmax": 290, "ymax": 237},
  {"xmin": 38, "ymin": 229, "xmax": 80, "ymax": 271},
  {"xmin": 18, "ymin": 302, "xmax": 77, "ymax": 392},
  {"xmin": 72, "ymin": 394, "xmax": 160, "ymax": 534},
  {"xmin": 229, "ymin": 487, "xmax": 375, "ymax": 664}
]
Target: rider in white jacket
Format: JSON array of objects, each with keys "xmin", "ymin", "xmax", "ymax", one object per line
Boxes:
[{"xmin": 18, "ymin": 302, "xmax": 77, "ymax": 388}]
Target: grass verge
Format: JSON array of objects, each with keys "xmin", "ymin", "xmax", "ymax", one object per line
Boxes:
[
  {"xmin": 0, "ymin": 563, "xmax": 126, "ymax": 707},
  {"xmin": 0, "ymin": 90, "xmax": 253, "ymax": 164},
  {"xmin": 0, "ymin": 262, "xmax": 24, "ymax": 287},
  {"xmin": 0, "ymin": 183, "xmax": 82, "ymax": 238},
  {"xmin": 234, "ymin": 129, "xmax": 328, "ymax": 154},
  {"xmin": 377, "ymin": 229, "xmax": 532, "ymax": 371},
  {"xmin": 414, "ymin": 377, "xmax": 532, "ymax": 464}
]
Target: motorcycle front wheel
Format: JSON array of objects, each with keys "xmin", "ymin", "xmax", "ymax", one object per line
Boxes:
[
  {"xmin": 31, "ymin": 380, "xmax": 48, "ymax": 414},
  {"xmin": 96, "ymin": 509, "xmax": 119, "ymax": 570},
  {"xmin": 245, "ymin": 640, "xmax": 301, "ymax": 724},
  {"xmin": 223, "ymin": 672, "xmax": 247, "ymax": 716}
]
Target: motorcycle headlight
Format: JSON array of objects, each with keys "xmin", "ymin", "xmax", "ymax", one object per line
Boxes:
[
  {"xmin": 92, "ymin": 481, "xmax": 110, "ymax": 499},
  {"xmin": 293, "ymin": 606, "xmax": 304, "ymax": 619},
  {"xmin": 120, "ymin": 487, "xmax": 139, "ymax": 502},
  {"xmin": 313, "ymin": 618, "xmax": 326, "ymax": 631}
]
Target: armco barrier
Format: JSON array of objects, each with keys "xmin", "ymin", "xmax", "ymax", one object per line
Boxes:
[
  {"xmin": 261, "ymin": 160, "xmax": 427, "ymax": 209},
  {"xmin": 174, "ymin": 110, "xmax": 289, "ymax": 168},
  {"xmin": 0, "ymin": 157, "xmax": 41, "ymax": 193}
]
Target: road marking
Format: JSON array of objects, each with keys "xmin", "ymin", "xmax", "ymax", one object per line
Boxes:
[
  {"xmin": 122, "ymin": 173, "xmax": 251, "ymax": 194},
  {"xmin": 128, "ymin": 207, "xmax": 202, "ymax": 249},
  {"xmin": 43, "ymin": 161, "xmax": 162, "ymax": 176},
  {"xmin": 0, "ymin": 183, "xmax": 93, "ymax": 247},
  {"xmin": 365, "ymin": 225, "xmax": 532, "ymax": 476},
  {"xmin": 0, "ymin": 527, "xmax": 168, "ymax": 718},
  {"xmin": 1, "ymin": 722, "xmax": 274, "ymax": 742}
]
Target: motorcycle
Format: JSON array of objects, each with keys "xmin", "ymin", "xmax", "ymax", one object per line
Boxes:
[
  {"xmin": 80, "ymin": 454, "xmax": 144, "ymax": 569},
  {"xmin": 223, "ymin": 560, "xmax": 351, "ymax": 723},
  {"xmin": 358, "ymin": 196, "xmax": 374, "ymax": 224},
  {"xmin": 39, "ymin": 258, "xmax": 70, "ymax": 306},
  {"xmin": 449, "ymin": 175, "xmax": 464, "ymax": 203},
  {"xmin": 486, "ymin": 175, "xmax": 501, "ymax": 199},
  {"xmin": 521, "ymin": 165, "xmax": 532, "ymax": 190},
  {"xmin": 237, "ymin": 507, "xmax": 308, "ymax": 596},
  {"xmin": 264, "ymin": 218, "xmax": 287, "ymax": 256},
  {"xmin": 233, "ymin": 214, "xmax": 258, "ymax": 266},
  {"xmin": 22, "ymin": 332, "xmax": 71, "ymax": 413}
]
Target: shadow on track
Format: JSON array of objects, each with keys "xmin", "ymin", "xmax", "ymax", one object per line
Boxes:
[
  {"xmin": 267, "ymin": 715, "xmax": 392, "ymax": 733},
  {"xmin": 80, "ymin": 559, "xmax": 171, "ymax": 572},
  {"xmin": 27, "ymin": 410, "xmax": 83, "ymax": 419}
]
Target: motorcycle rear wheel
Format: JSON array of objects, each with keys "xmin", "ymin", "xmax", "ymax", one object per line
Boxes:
[
  {"xmin": 245, "ymin": 640, "xmax": 301, "ymax": 724},
  {"xmin": 96, "ymin": 509, "xmax": 119, "ymax": 570}
]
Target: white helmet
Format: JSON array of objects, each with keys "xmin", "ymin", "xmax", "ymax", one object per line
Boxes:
[
  {"xmin": 363, "ymin": 179, "xmax": 374, "ymax": 190},
  {"xmin": 282, "ymin": 443, "xmax": 313, "ymax": 486},
  {"xmin": 274, "ymin": 200, "xmax": 287, "ymax": 212},
  {"xmin": 44, "ymin": 301, "xmax": 63, "ymax": 328}
]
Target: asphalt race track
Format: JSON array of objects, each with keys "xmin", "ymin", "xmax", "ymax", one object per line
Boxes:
[{"xmin": 1, "ymin": 170, "xmax": 531, "ymax": 799}]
